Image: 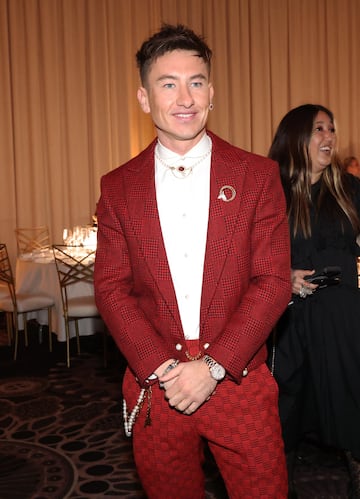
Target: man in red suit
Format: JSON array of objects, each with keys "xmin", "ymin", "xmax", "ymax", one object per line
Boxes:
[{"xmin": 95, "ymin": 24, "xmax": 291, "ymax": 499}]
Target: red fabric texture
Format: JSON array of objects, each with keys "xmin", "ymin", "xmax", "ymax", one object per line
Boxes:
[
  {"xmin": 124, "ymin": 363, "xmax": 288, "ymax": 499},
  {"xmin": 94, "ymin": 131, "xmax": 291, "ymax": 496},
  {"xmin": 94, "ymin": 132, "xmax": 291, "ymax": 386}
]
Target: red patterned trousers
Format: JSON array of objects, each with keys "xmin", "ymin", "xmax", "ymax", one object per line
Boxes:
[{"xmin": 123, "ymin": 363, "xmax": 288, "ymax": 499}]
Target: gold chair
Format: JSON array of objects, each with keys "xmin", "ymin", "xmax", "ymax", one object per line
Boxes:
[
  {"xmin": 0, "ymin": 287, "xmax": 13, "ymax": 346},
  {"xmin": 0, "ymin": 243, "xmax": 54, "ymax": 359},
  {"xmin": 15, "ymin": 226, "xmax": 51, "ymax": 255},
  {"xmin": 52, "ymin": 244, "xmax": 105, "ymax": 367}
]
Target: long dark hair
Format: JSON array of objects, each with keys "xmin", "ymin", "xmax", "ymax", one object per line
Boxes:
[{"xmin": 269, "ymin": 104, "xmax": 360, "ymax": 237}]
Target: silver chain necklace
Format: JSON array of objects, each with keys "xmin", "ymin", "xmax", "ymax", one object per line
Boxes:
[{"xmin": 155, "ymin": 147, "xmax": 212, "ymax": 179}]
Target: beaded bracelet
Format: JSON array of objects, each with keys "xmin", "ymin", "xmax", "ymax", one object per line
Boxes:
[{"xmin": 159, "ymin": 359, "xmax": 179, "ymax": 389}]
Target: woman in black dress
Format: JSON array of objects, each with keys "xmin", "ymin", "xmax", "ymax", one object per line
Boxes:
[{"xmin": 268, "ymin": 104, "xmax": 360, "ymax": 497}]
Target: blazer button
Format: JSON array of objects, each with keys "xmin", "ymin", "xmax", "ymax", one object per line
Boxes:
[
  {"xmin": 175, "ymin": 343, "xmax": 182, "ymax": 351},
  {"xmin": 203, "ymin": 343, "xmax": 210, "ymax": 350},
  {"xmin": 242, "ymin": 367, "xmax": 248, "ymax": 377}
]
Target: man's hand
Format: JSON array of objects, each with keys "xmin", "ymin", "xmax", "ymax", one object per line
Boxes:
[
  {"xmin": 154, "ymin": 359, "xmax": 177, "ymax": 378},
  {"xmin": 159, "ymin": 360, "xmax": 218, "ymax": 415}
]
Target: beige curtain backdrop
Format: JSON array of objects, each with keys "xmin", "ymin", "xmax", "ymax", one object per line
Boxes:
[{"xmin": 1, "ymin": 0, "xmax": 360, "ymax": 261}]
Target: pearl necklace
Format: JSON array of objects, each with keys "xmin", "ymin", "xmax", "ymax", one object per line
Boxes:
[
  {"xmin": 123, "ymin": 388, "xmax": 146, "ymax": 437},
  {"xmin": 155, "ymin": 147, "xmax": 212, "ymax": 179}
]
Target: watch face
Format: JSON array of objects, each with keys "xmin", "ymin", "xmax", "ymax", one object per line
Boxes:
[{"xmin": 211, "ymin": 364, "xmax": 226, "ymax": 381}]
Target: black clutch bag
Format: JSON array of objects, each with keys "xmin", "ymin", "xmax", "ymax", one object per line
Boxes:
[{"xmin": 304, "ymin": 266, "xmax": 341, "ymax": 288}]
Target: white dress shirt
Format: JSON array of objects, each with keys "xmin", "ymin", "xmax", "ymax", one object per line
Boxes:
[{"xmin": 155, "ymin": 134, "xmax": 212, "ymax": 340}]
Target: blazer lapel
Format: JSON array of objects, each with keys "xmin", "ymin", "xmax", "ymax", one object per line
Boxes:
[
  {"xmin": 125, "ymin": 142, "xmax": 183, "ymax": 333},
  {"xmin": 123, "ymin": 135, "xmax": 248, "ymax": 340},
  {"xmin": 200, "ymin": 139, "xmax": 246, "ymax": 335}
]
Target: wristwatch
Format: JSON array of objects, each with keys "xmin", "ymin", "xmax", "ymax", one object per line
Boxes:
[{"xmin": 203, "ymin": 355, "xmax": 226, "ymax": 381}]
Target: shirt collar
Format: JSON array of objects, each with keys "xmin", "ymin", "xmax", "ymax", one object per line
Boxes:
[{"xmin": 156, "ymin": 133, "xmax": 212, "ymax": 166}]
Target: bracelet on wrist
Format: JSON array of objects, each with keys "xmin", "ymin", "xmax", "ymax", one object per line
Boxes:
[{"xmin": 159, "ymin": 360, "xmax": 179, "ymax": 389}]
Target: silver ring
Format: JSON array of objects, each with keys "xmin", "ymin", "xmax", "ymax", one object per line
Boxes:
[{"xmin": 299, "ymin": 284, "xmax": 313, "ymax": 298}]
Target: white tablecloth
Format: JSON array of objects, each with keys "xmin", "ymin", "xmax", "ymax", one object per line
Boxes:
[{"xmin": 15, "ymin": 251, "xmax": 102, "ymax": 341}]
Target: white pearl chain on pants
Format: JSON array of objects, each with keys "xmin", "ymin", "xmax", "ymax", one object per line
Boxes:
[{"xmin": 123, "ymin": 388, "xmax": 146, "ymax": 437}]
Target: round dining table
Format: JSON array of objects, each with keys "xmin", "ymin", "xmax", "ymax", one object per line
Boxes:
[{"xmin": 15, "ymin": 250, "xmax": 102, "ymax": 341}]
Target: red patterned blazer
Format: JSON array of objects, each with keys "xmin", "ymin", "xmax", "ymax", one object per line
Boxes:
[{"xmin": 94, "ymin": 131, "xmax": 291, "ymax": 386}]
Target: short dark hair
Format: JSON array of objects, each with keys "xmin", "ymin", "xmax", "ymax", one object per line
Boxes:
[{"xmin": 136, "ymin": 24, "xmax": 212, "ymax": 85}]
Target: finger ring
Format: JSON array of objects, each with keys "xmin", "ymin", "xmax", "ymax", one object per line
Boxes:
[{"xmin": 299, "ymin": 284, "xmax": 313, "ymax": 298}]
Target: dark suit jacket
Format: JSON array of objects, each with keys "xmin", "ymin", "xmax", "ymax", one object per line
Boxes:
[{"xmin": 94, "ymin": 131, "xmax": 291, "ymax": 386}]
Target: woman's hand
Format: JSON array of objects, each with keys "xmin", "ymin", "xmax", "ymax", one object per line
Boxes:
[{"xmin": 291, "ymin": 269, "xmax": 318, "ymax": 297}]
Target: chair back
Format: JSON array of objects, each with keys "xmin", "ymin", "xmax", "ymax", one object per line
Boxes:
[
  {"xmin": 0, "ymin": 243, "xmax": 16, "ymax": 310},
  {"xmin": 52, "ymin": 245, "xmax": 96, "ymax": 314},
  {"xmin": 15, "ymin": 226, "xmax": 50, "ymax": 255}
]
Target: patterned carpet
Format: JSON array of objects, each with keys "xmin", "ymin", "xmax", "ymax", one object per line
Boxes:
[{"xmin": 0, "ymin": 320, "xmax": 351, "ymax": 498}]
